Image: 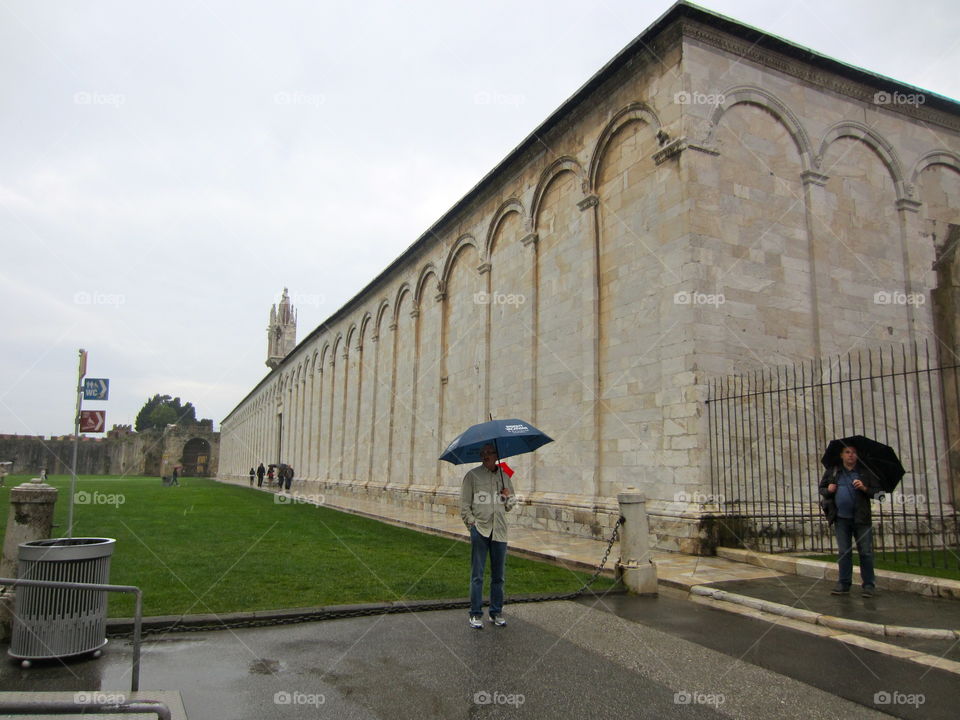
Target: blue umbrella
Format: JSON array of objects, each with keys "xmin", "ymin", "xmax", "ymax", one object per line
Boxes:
[{"xmin": 439, "ymin": 418, "xmax": 553, "ymax": 465}]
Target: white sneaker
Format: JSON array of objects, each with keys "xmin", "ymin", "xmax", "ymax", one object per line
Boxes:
[
  {"xmin": 489, "ymin": 614, "xmax": 507, "ymax": 627},
  {"xmin": 468, "ymin": 615, "xmax": 483, "ymax": 629}
]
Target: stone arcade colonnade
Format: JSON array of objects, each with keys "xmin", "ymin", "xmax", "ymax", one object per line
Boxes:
[{"xmin": 220, "ymin": 7, "xmax": 960, "ymax": 552}]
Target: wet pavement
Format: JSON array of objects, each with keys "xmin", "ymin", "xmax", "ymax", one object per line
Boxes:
[
  {"xmin": 4, "ymin": 482, "xmax": 958, "ymax": 716},
  {"xmin": 584, "ymin": 589, "xmax": 959, "ymax": 717},
  {"xmin": 2, "ymin": 592, "xmax": 956, "ymax": 719}
]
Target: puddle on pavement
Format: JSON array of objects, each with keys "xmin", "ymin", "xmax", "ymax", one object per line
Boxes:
[{"xmin": 249, "ymin": 658, "xmax": 286, "ymax": 674}]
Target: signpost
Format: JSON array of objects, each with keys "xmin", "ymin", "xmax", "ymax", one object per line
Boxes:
[
  {"xmin": 79, "ymin": 411, "xmax": 106, "ymax": 433},
  {"xmin": 83, "ymin": 378, "xmax": 109, "ymax": 401},
  {"xmin": 67, "ymin": 351, "xmax": 110, "ymax": 538}
]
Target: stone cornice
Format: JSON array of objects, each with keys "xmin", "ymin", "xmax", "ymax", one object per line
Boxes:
[
  {"xmin": 653, "ymin": 138, "xmax": 685, "ymax": 165},
  {"xmin": 521, "ymin": 232, "xmax": 539, "ymax": 247},
  {"xmin": 801, "ymin": 170, "xmax": 830, "ymax": 187},
  {"xmin": 896, "ymin": 198, "xmax": 923, "ymax": 213},
  {"xmin": 652, "ymin": 137, "xmax": 719, "ymax": 165},
  {"xmin": 680, "ymin": 19, "xmax": 960, "ymax": 133},
  {"xmin": 577, "ymin": 194, "xmax": 599, "ymax": 211},
  {"xmin": 477, "ymin": 262, "xmax": 491, "ymax": 275}
]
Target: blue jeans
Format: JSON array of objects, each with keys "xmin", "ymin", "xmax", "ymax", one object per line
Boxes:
[
  {"xmin": 470, "ymin": 525, "xmax": 507, "ymax": 617},
  {"xmin": 834, "ymin": 517, "xmax": 876, "ymax": 588}
]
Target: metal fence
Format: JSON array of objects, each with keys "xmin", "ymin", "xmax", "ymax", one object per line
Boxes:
[{"xmin": 707, "ymin": 341, "xmax": 960, "ymax": 569}]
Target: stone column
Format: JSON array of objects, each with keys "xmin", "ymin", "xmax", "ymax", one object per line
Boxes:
[
  {"xmin": 896, "ymin": 197, "xmax": 924, "ymax": 345},
  {"xmin": 800, "ymin": 169, "xmax": 830, "ymax": 361},
  {"xmin": 932, "ymin": 224, "xmax": 960, "ymax": 505},
  {"xmin": 0, "ymin": 478, "xmax": 59, "ymax": 639},
  {"xmin": 578, "ymin": 193, "xmax": 602, "ymax": 500},
  {"xmin": 616, "ymin": 488, "xmax": 658, "ymax": 595},
  {"xmin": 521, "ymin": 232, "xmax": 539, "ymax": 493}
]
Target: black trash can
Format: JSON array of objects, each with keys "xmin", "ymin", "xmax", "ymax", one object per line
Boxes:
[{"xmin": 9, "ymin": 537, "xmax": 116, "ymax": 661}]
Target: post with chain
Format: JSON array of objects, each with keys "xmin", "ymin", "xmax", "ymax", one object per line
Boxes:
[{"xmin": 617, "ymin": 487, "xmax": 658, "ymax": 595}]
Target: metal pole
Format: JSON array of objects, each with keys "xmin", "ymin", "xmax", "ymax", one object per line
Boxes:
[
  {"xmin": 67, "ymin": 349, "xmax": 87, "ymax": 539},
  {"xmin": 133, "ymin": 586, "xmax": 143, "ymax": 691},
  {"xmin": 0, "ymin": 701, "xmax": 170, "ymax": 719}
]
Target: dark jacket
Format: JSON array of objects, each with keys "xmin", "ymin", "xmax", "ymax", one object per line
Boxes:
[{"xmin": 818, "ymin": 462, "xmax": 880, "ymax": 525}]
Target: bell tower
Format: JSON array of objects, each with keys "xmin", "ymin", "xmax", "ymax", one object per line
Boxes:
[{"xmin": 266, "ymin": 288, "xmax": 297, "ymax": 369}]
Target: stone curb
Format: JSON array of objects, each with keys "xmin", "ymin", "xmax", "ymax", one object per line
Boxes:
[
  {"xmin": 105, "ymin": 590, "xmax": 629, "ymax": 635},
  {"xmin": 690, "ymin": 585, "xmax": 960, "ymax": 641},
  {"xmin": 688, "ymin": 593, "xmax": 960, "ymax": 677},
  {"xmin": 716, "ymin": 546, "xmax": 960, "ymax": 600}
]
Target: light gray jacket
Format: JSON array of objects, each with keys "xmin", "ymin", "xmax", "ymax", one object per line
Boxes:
[{"xmin": 459, "ymin": 465, "xmax": 517, "ymax": 542}]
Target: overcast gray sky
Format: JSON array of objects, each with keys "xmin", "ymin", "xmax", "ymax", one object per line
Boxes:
[{"xmin": 2, "ymin": 0, "xmax": 958, "ymax": 437}]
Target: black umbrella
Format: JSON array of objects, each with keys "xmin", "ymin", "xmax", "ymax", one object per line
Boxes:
[{"xmin": 820, "ymin": 435, "xmax": 905, "ymax": 493}]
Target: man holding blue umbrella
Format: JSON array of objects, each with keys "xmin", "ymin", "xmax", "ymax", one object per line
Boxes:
[
  {"xmin": 443, "ymin": 417, "xmax": 552, "ymax": 629},
  {"xmin": 459, "ymin": 443, "xmax": 516, "ymax": 629}
]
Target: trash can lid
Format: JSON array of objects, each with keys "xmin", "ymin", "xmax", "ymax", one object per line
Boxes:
[{"xmin": 18, "ymin": 537, "xmax": 116, "ymax": 561}]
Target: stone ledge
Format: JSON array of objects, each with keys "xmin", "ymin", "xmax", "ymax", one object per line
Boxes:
[
  {"xmin": 688, "ymin": 594, "xmax": 842, "ymax": 638},
  {"xmin": 226, "ymin": 476, "xmax": 726, "ymax": 555},
  {"xmin": 830, "ymin": 633, "xmax": 923, "ymax": 660},
  {"xmin": 817, "ymin": 615, "xmax": 886, "ymax": 637},
  {"xmin": 690, "ymin": 584, "xmax": 960, "ymax": 642}
]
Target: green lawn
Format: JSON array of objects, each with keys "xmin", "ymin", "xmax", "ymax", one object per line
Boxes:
[
  {"xmin": 802, "ymin": 551, "xmax": 960, "ymax": 581},
  {"xmin": 0, "ymin": 475, "xmax": 615, "ymax": 617}
]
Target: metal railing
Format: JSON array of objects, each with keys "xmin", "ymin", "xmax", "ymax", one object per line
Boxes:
[
  {"xmin": 0, "ymin": 700, "xmax": 170, "ymax": 718},
  {"xmin": 707, "ymin": 341, "xmax": 960, "ymax": 569},
  {"xmin": 1, "ymin": 577, "xmax": 143, "ymax": 691}
]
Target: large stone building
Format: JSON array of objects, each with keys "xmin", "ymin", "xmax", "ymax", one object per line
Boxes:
[{"xmin": 219, "ymin": 2, "xmax": 960, "ymax": 552}]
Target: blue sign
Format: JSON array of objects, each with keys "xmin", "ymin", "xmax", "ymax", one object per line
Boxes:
[{"xmin": 83, "ymin": 378, "xmax": 109, "ymax": 401}]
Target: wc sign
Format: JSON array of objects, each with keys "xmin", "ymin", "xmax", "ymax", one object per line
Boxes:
[{"xmin": 83, "ymin": 378, "xmax": 109, "ymax": 401}]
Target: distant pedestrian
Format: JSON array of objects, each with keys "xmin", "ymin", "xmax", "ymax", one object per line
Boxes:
[
  {"xmin": 284, "ymin": 465, "xmax": 294, "ymax": 491},
  {"xmin": 267, "ymin": 467, "xmax": 275, "ymax": 484},
  {"xmin": 819, "ymin": 443, "xmax": 880, "ymax": 597},
  {"xmin": 256, "ymin": 463, "xmax": 266, "ymax": 487},
  {"xmin": 171, "ymin": 466, "xmax": 180, "ymax": 487},
  {"xmin": 249, "ymin": 467, "xmax": 256, "ymax": 486},
  {"xmin": 40, "ymin": 467, "xmax": 48, "ymax": 481},
  {"xmin": 460, "ymin": 443, "xmax": 516, "ymax": 629}
]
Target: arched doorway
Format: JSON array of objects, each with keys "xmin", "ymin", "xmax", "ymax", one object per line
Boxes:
[{"xmin": 181, "ymin": 438, "xmax": 212, "ymax": 477}]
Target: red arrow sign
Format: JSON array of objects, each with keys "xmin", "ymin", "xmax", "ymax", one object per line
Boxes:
[{"xmin": 79, "ymin": 410, "xmax": 105, "ymax": 433}]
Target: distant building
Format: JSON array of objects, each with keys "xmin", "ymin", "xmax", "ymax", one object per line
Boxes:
[{"xmin": 0, "ymin": 421, "xmax": 220, "ymax": 478}]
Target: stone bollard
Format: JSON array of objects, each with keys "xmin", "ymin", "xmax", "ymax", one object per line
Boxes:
[
  {"xmin": 0, "ymin": 477, "xmax": 59, "ymax": 640},
  {"xmin": 616, "ymin": 487, "xmax": 658, "ymax": 595}
]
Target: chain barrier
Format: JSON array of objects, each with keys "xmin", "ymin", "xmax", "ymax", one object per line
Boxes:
[
  {"xmin": 565, "ymin": 515, "xmax": 623, "ymax": 599},
  {"xmin": 109, "ymin": 517, "xmax": 624, "ymax": 639}
]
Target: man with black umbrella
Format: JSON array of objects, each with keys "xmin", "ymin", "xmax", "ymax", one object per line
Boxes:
[
  {"xmin": 819, "ymin": 443, "xmax": 881, "ymax": 597},
  {"xmin": 460, "ymin": 443, "xmax": 516, "ymax": 629}
]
